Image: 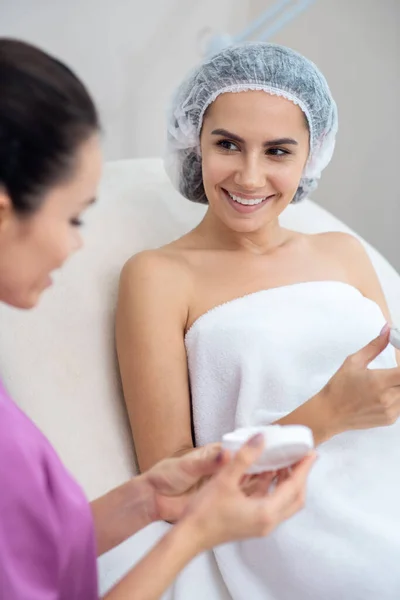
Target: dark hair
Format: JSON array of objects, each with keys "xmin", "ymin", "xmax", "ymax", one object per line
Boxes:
[{"xmin": 0, "ymin": 38, "xmax": 100, "ymax": 215}]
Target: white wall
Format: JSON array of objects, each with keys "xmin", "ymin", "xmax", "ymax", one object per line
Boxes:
[
  {"xmin": 0, "ymin": 0, "xmax": 250, "ymax": 159},
  {"xmin": 0, "ymin": 0, "xmax": 399, "ymax": 269},
  {"xmin": 249, "ymin": 0, "xmax": 400, "ymax": 270}
]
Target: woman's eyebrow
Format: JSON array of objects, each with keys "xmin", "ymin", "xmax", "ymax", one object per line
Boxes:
[{"xmin": 211, "ymin": 128, "xmax": 298, "ymax": 147}]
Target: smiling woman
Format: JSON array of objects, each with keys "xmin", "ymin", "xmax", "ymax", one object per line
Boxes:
[
  {"xmin": 117, "ymin": 42, "xmax": 400, "ymax": 600},
  {"xmin": 200, "ymin": 90, "xmax": 309, "ymax": 228}
]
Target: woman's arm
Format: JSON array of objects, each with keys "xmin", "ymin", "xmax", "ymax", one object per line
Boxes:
[
  {"xmin": 275, "ymin": 233, "xmax": 400, "ymax": 442},
  {"xmin": 116, "ymin": 251, "xmax": 195, "ymax": 472},
  {"xmin": 341, "ymin": 233, "xmax": 400, "ymax": 366},
  {"xmin": 274, "ymin": 391, "xmax": 334, "ymax": 445}
]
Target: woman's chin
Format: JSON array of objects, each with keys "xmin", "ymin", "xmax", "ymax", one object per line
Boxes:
[
  {"xmin": 2, "ymin": 275, "xmax": 55, "ymax": 310},
  {"xmin": 227, "ymin": 219, "xmax": 266, "ymax": 234},
  {"xmin": 218, "ymin": 205, "xmax": 282, "ymax": 234},
  {"xmin": 4, "ymin": 289, "xmax": 42, "ymax": 310},
  {"xmin": 210, "ymin": 192, "xmax": 293, "ymax": 234}
]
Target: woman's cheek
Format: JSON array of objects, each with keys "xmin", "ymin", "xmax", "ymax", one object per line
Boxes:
[{"xmin": 202, "ymin": 152, "xmax": 239, "ymax": 186}]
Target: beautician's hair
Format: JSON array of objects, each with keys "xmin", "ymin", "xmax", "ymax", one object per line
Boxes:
[{"xmin": 0, "ymin": 38, "xmax": 100, "ymax": 215}]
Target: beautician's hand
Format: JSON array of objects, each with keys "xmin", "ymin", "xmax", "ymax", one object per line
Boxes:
[
  {"xmin": 320, "ymin": 324, "xmax": 400, "ymax": 435},
  {"xmin": 103, "ymin": 438, "xmax": 315, "ymax": 600},
  {"xmin": 180, "ymin": 435, "xmax": 316, "ymax": 550},
  {"xmin": 142, "ymin": 444, "xmax": 224, "ymax": 523},
  {"xmin": 142, "ymin": 443, "xmax": 286, "ymax": 523}
]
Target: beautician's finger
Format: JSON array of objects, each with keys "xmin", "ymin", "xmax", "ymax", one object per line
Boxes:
[
  {"xmin": 177, "ymin": 443, "xmax": 225, "ymax": 480},
  {"xmin": 251, "ymin": 471, "xmax": 276, "ymax": 497},
  {"xmin": 276, "ymin": 468, "xmax": 291, "ymax": 485},
  {"xmin": 268, "ymin": 453, "xmax": 316, "ymax": 515},
  {"xmin": 222, "ymin": 434, "xmax": 265, "ymax": 482}
]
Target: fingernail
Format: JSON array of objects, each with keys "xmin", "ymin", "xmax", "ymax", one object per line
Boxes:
[
  {"xmin": 380, "ymin": 323, "xmax": 390, "ymax": 335},
  {"xmin": 215, "ymin": 451, "xmax": 224, "ymax": 464},
  {"xmin": 248, "ymin": 433, "xmax": 264, "ymax": 447}
]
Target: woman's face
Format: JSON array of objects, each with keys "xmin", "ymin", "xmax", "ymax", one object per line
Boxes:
[
  {"xmin": 0, "ymin": 135, "xmax": 102, "ymax": 309},
  {"xmin": 200, "ymin": 90, "xmax": 310, "ymax": 233}
]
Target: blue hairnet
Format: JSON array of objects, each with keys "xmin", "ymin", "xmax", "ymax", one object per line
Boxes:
[{"xmin": 165, "ymin": 42, "xmax": 338, "ymax": 204}]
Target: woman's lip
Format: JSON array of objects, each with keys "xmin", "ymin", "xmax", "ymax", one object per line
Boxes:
[
  {"xmin": 221, "ymin": 188, "xmax": 275, "ymax": 214},
  {"xmin": 222, "ymin": 189, "xmax": 273, "ymax": 200}
]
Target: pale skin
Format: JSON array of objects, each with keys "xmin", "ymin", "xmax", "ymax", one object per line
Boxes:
[
  {"xmin": 0, "ymin": 134, "xmax": 316, "ymax": 600},
  {"xmin": 116, "ymin": 90, "xmax": 400, "ymax": 477}
]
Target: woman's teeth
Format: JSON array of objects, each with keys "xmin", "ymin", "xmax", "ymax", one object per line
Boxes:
[{"xmin": 228, "ymin": 192, "xmax": 267, "ymax": 205}]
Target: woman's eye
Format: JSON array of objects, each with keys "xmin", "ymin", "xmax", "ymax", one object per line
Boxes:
[
  {"xmin": 217, "ymin": 140, "xmax": 239, "ymax": 152},
  {"xmin": 267, "ymin": 148, "xmax": 289, "ymax": 157}
]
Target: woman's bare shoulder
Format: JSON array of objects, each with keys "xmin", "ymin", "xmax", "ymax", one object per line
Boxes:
[
  {"xmin": 121, "ymin": 245, "xmax": 193, "ymax": 289},
  {"xmin": 305, "ymin": 230, "xmax": 369, "ymax": 265}
]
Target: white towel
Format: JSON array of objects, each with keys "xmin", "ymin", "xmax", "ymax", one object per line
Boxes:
[{"xmin": 185, "ymin": 281, "xmax": 400, "ymax": 600}]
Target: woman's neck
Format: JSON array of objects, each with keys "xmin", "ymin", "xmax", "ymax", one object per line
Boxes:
[{"xmin": 193, "ymin": 208, "xmax": 289, "ymax": 255}]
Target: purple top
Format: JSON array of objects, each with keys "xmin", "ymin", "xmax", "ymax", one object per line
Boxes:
[{"xmin": 0, "ymin": 379, "xmax": 98, "ymax": 600}]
